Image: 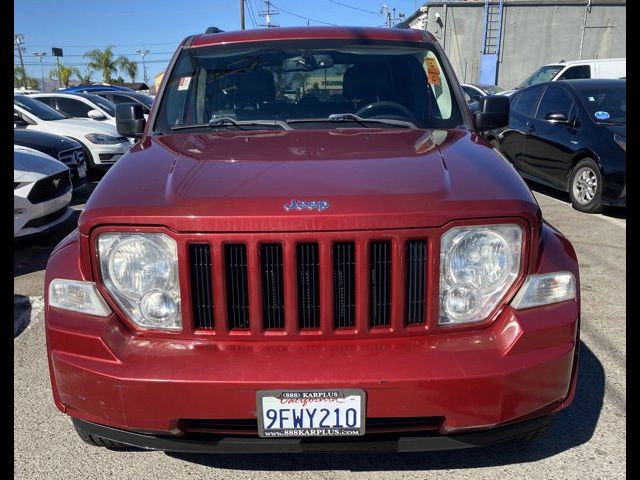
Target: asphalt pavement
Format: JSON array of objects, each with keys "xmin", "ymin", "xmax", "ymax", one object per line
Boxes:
[{"xmin": 14, "ymin": 181, "xmax": 626, "ymax": 479}]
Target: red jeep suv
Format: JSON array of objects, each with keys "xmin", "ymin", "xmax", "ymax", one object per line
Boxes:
[{"xmin": 45, "ymin": 26, "xmax": 580, "ymax": 453}]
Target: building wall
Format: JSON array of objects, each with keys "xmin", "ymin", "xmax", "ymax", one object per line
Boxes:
[{"xmin": 409, "ymin": 1, "xmax": 626, "ymax": 89}]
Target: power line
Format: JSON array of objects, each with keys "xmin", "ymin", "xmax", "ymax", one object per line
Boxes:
[
  {"xmin": 269, "ymin": 1, "xmax": 337, "ymax": 26},
  {"xmin": 259, "ymin": 0, "xmax": 279, "ymax": 28},
  {"xmin": 327, "ymin": 0, "xmax": 379, "ymax": 15},
  {"xmin": 246, "ymin": 0, "xmax": 259, "ymax": 28},
  {"xmin": 26, "ymin": 41, "xmax": 182, "ymax": 48},
  {"xmin": 16, "ymin": 59, "xmax": 172, "ymax": 67}
]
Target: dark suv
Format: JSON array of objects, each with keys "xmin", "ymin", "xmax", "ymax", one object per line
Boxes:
[{"xmin": 45, "ymin": 26, "xmax": 580, "ymax": 453}]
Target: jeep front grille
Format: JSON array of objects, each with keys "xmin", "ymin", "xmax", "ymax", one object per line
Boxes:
[
  {"xmin": 224, "ymin": 244, "xmax": 250, "ymax": 329},
  {"xmin": 297, "ymin": 243, "xmax": 320, "ymax": 330},
  {"xmin": 186, "ymin": 231, "xmax": 429, "ymax": 338},
  {"xmin": 260, "ymin": 243, "xmax": 285, "ymax": 330},
  {"xmin": 189, "ymin": 244, "xmax": 214, "ymax": 329}
]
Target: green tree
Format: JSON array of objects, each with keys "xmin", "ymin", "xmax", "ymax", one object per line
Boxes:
[
  {"xmin": 74, "ymin": 68, "xmax": 94, "ymax": 84},
  {"xmin": 14, "ymin": 67, "xmax": 39, "ymax": 89},
  {"xmin": 84, "ymin": 46, "xmax": 129, "ymax": 84},
  {"xmin": 49, "ymin": 64, "xmax": 75, "ymax": 88},
  {"xmin": 118, "ymin": 58, "xmax": 138, "ymax": 83}
]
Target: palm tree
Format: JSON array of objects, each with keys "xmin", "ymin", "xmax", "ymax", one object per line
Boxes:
[
  {"xmin": 84, "ymin": 46, "xmax": 128, "ymax": 84},
  {"xmin": 49, "ymin": 64, "xmax": 74, "ymax": 88},
  {"xmin": 74, "ymin": 68, "xmax": 94, "ymax": 85},
  {"xmin": 118, "ymin": 58, "xmax": 138, "ymax": 83},
  {"xmin": 14, "ymin": 67, "xmax": 38, "ymax": 89}
]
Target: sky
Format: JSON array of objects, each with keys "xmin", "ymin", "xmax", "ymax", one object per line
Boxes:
[{"xmin": 14, "ymin": 0, "xmax": 421, "ymax": 87}]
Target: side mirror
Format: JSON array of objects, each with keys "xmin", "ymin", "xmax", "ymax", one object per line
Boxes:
[
  {"xmin": 474, "ymin": 95, "xmax": 510, "ymax": 131},
  {"xmin": 14, "ymin": 112, "xmax": 26, "ymax": 126},
  {"xmin": 116, "ymin": 103, "xmax": 146, "ymax": 139},
  {"xmin": 472, "ymin": 94, "xmax": 482, "ymax": 102},
  {"xmin": 544, "ymin": 112, "xmax": 569, "ymax": 124},
  {"xmin": 87, "ymin": 109, "xmax": 106, "ymax": 120}
]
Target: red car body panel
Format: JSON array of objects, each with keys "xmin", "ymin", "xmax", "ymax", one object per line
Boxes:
[{"xmin": 44, "ymin": 27, "xmax": 580, "ymax": 450}]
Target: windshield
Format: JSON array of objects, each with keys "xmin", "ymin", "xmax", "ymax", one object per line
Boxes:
[
  {"xmin": 14, "ymin": 95, "xmax": 67, "ymax": 121},
  {"xmin": 574, "ymin": 82, "xmax": 626, "ymax": 124},
  {"xmin": 127, "ymin": 92, "xmax": 153, "ymax": 108},
  {"xmin": 518, "ymin": 65, "xmax": 564, "ymax": 89},
  {"xmin": 154, "ymin": 40, "xmax": 462, "ymax": 132},
  {"xmin": 79, "ymin": 93, "xmax": 117, "ymax": 116}
]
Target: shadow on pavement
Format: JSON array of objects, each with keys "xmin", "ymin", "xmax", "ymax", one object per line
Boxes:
[
  {"xmin": 167, "ymin": 341, "xmax": 603, "ymax": 471},
  {"xmin": 525, "ymin": 179, "xmax": 626, "ymax": 219},
  {"xmin": 14, "ymin": 211, "xmax": 80, "ymax": 277},
  {"xmin": 14, "ymin": 294, "xmax": 32, "ymax": 338}
]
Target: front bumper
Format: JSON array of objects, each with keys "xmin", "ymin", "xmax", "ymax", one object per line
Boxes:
[
  {"xmin": 14, "ymin": 189, "xmax": 72, "ymax": 238},
  {"xmin": 73, "ymin": 414, "xmax": 554, "ymax": 453},
  {"xmin": 45, "ymin": 223, "xmax": 580, "ymax": 450}
]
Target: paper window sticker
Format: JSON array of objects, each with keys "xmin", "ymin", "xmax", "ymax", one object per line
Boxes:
[
  {"xmin": 178, "ymin": 77, "xmax": 192, "ymax": 91},
  {"xmin": 594, "ymin": 111, "xmax": 610, "ymax": 120},
  {"xmin": 425, "ymin": 57, "xmax": 441, "ymax": 86}
]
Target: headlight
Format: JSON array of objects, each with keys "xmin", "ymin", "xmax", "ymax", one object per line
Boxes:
[
  {"xmin": 98, "ymin": 233, "xmax": 181, "ymax": 331},
  {"xmin": 613, "ymin": 133, "xmax": 626, "ymax": 152},
  {"xmin": 84, "ymin": 133, "xmax": 128, "ymax": 144},
  {"xmin": 440, "ymin": 224, "xmax": 522, "ymax": 325}
]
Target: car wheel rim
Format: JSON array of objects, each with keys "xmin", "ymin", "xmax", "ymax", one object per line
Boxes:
[{"xmin": 572, "ymin": 167, "xmax": 598, "ymax": 205}]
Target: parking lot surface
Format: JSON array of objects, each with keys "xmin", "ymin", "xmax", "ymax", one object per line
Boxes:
[{"xmin": 14, "ymin": 182, "xmax": 625, "ymax": 479}]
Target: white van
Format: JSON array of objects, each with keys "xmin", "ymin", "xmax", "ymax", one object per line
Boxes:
[{"xmin": 516, "ymin": 58, "xmax": 626, "ymax": 89}]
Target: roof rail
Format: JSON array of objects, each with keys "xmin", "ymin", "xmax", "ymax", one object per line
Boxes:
[{"xmin": 205, "ymin": 27, "xmax": 224, "ymax": 34}]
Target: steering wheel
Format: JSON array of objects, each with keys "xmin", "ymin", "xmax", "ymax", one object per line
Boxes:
[{"xmin": 355, "ymin": 101, "xmax": 416, "ymax": 120}]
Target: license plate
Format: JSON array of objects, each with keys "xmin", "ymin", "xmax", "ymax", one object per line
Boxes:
[
  {"xmin": 77, "ymin": 163, "xmax": 87, "ymax": 178},
  {"xmin": 257, "ymin": 389, "xmax": 365, "ymax": 438}
]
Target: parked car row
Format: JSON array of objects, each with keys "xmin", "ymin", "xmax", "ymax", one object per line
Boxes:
[{"xmin": 13, "ymin": 89, "xmax": 154, "ymax": 238}]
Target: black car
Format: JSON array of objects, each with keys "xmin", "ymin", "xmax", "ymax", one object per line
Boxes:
[
  {"xmin": 90, "ymin": 91, "xmax": 153, "ymax": 114},
  {"xmin": 487, "ymin": 79, "xmax": 625, "ymax": 213},
  {"xmin": 14, "ymin": 129, "xmax": 88, "ymax": 191}
]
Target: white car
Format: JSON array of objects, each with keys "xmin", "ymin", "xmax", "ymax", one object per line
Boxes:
[
  {"xmin": 14, "ymin": 145, "xmax": 73, "ymax": 238},
  {"xmin": 14, "ymin": 95, "xmax": 132, "ymax": 173},
  {"xmin": 14, "ymin": 88, "xmax": 41, "ymax": 95},
  {"xmin": 501, "ymin": 58, "xmax": 626, "ymax": 96},
  {"xmin": 31, "ymin": 92, "xmax": 118, "ymax": 126}
]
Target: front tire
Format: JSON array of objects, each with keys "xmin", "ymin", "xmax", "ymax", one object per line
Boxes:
[{"xmin": 569, "ymin": 158, "xmax": 603, "ymax": 213}]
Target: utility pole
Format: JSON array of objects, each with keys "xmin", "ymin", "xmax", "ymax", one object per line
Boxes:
[
  {"xmin": 259, "ymin": 0, "xmax": 279, "ymax": 28},
  {"xmin": 136, "ymin": 49, "xmax": 150, "ymax": 85},
  {"xmin": 33, "ymin": 52, "xmax": 47, "ymax": 92},
  {"xmin": 14, "ymin": 33, "xmax": 27, "ymax": 88},
  {"xmin": 241, "ymin": 0, "xmax": 245, "ymax": 30}
]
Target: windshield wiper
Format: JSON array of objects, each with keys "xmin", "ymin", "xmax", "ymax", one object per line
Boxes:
[
  {"xmin": 288, "ymin": 113, "xmax": 416, "ymax": 129},
  {"xmin": 596, "ymin": 120, "xmax": 625, "ymax": 126},
  {"xmin": 171, "ymin": 117, "xmax": 292, "ymax": 131}
]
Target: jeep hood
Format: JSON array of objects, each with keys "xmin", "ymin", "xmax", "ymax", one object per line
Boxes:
[{"xmin": 80, "ymin": 129, "xmax": 541, "ymax": 233}]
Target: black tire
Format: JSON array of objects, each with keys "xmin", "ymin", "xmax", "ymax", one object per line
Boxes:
[
  {"xmin": 74, "ymin": 424, "xmax": 132, "ymax": 450},
  {"xmin": 569, "ymin": 158, "xmax": 603, "ymax": 213}
]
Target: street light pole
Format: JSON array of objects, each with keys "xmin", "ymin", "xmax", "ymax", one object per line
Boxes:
[
  {"xmin": 14, "ymin": 34, "xmax": 27, "ymax": 88},
  {"xmin": 33, "ymin": 52, "xmax": 47, "ymax": 91},
  {"xmin": 136, "ymin": 49, "xmax": 150, "ymax": 85}
]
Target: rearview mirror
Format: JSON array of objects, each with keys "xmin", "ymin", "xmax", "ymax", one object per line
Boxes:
[
  {"xmin": 474, "ymin": 95, "xmax": 510, "ymax": 131},
  {"xmin": 116, "ymin": 103, "xmax": 146, "ymax": 139},
  {"xmin": 87, "ymin": 109, "xmax": 106, "ymax": 120},
  {"xmin": 544, "ymin": 112, "xmax": 569, "ymax": 124},
  {"xmin": 283, "ymin": 54, "xmax": 334, "ymax": 72}
]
